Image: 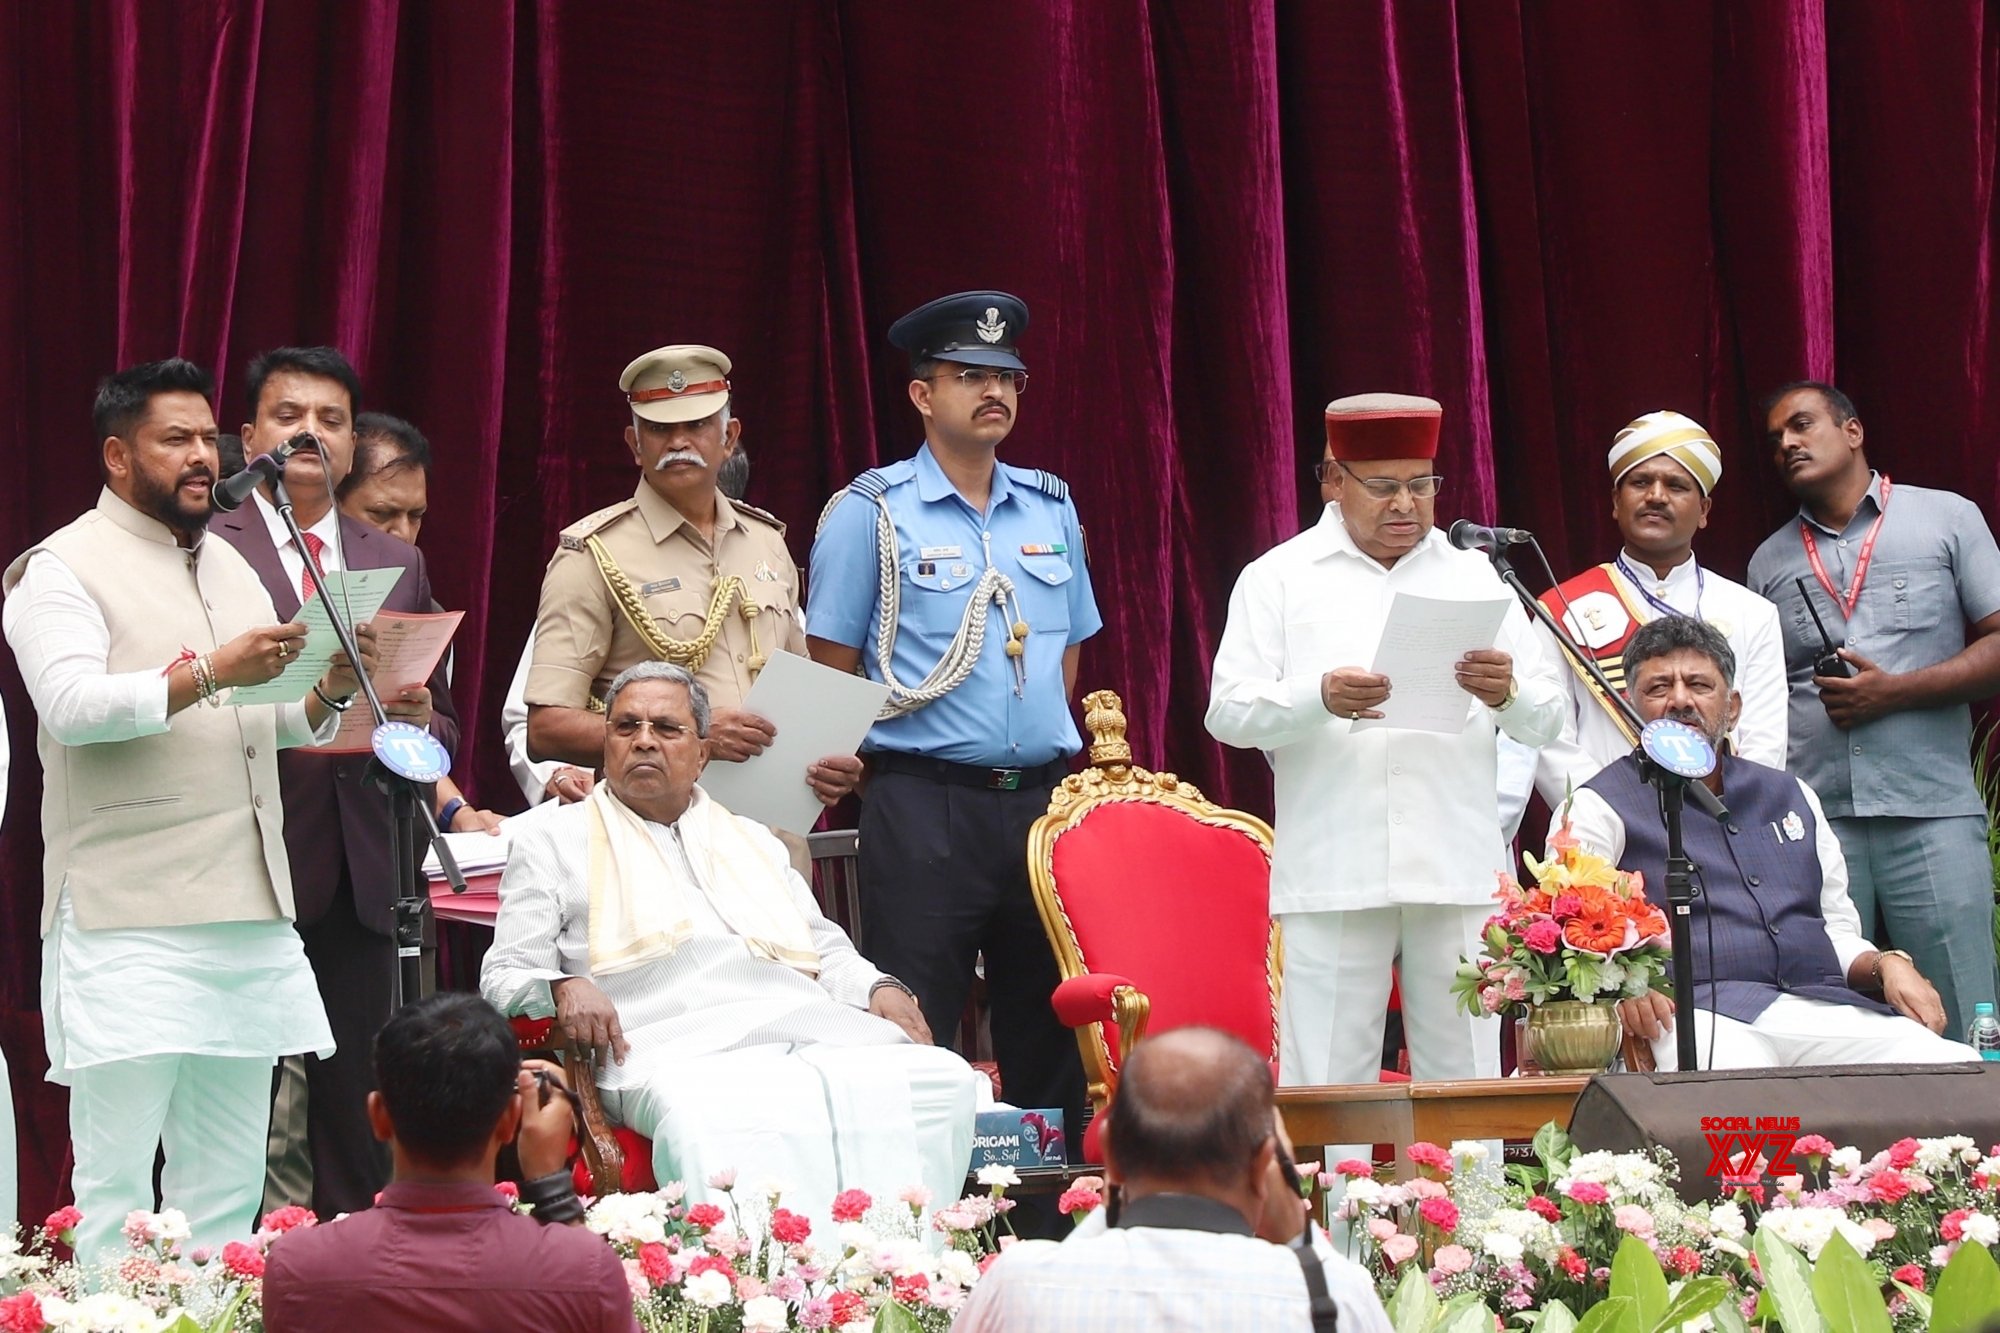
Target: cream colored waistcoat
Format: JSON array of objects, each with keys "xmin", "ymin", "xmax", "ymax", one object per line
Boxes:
[{"xmin": 4, "ymin": 489, "xmax": 295, "ymax": 933}]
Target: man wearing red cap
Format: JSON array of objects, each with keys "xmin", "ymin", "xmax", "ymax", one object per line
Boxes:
[{"xmin": 1207, "ymin": 394, "xmax": 1564, "ymax": 1094}]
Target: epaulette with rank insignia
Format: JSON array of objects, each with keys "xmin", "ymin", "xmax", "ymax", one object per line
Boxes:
[
  {"xmin": 1029, "ymin": 469, "xmax": 1070, "ymax": 502},
  {"xmin": 816, "ymin": 461, "xmax": 913, "ymax": 536},
  {"xmin": 556, "ymin": 498, "xmax": 639, "ymax": 552},
  {"xmin": 730, "ymin": 499, "xmax": 787, "ymax": 535}
]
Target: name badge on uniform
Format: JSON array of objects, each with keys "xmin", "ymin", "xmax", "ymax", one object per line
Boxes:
[
  {"xmin": 920, "ymin": 545, "xmax": 962, "ymax": 560},
  {"xmin": 1020, "ymin": 543, "xmax": 1068, "ymax": 556},
  {"xmin": 754, "ymin": 559, "xmax": 779, "ymax": 582},
  {"xmin": 640, "ymin": 578, "xmax": 682, "ymax": 596}
]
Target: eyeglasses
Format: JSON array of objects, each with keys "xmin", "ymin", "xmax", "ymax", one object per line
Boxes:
[
  {"xmin": 930, "ymin": 367, "xmax": 1029, "ymax": 395},
  {"xmin": 1314, "ymin": 458, "xmax": 1443, "ymax": 500}
]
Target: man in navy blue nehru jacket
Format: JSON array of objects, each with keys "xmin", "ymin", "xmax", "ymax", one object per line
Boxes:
[
  {"xmin": 1558, "ymin": 614, "xmax": 1977, "ymax": 1070},
  {"xmin": 808, "ymin": 291, "xmax": 1100, "ymax": 1150}
]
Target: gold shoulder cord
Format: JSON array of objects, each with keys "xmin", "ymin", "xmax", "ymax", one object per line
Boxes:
[{"xmin": 585, "ymin": 535, "xmax": 764, "ymax": 677}]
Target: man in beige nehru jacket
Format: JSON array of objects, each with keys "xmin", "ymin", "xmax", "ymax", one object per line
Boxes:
[
  {"xmin": 526, "ymin": 345, "xmax": 862, "ymax": 818},
  {"xmin": 1207, "ymin": 393, "xmax": 1564, "ymax": 1092}
]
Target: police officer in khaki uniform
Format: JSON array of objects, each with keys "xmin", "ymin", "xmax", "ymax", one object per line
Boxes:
[{"xmin": 525, "ymin": 345, "xmax": 862, "ymax": 811}]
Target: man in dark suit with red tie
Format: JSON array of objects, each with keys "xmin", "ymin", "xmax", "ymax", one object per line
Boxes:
[{"xmin": 213, "ymin": 346, "xmax": 459, "ymax": 1216}]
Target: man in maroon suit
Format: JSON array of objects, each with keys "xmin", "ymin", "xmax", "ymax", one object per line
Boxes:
[{"xmin": 213, "ymin": 346, "xmax": 459, "ymax": 1216}]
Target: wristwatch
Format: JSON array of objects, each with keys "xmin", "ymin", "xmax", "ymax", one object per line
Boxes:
[
  {"xmin": 1871, "ymin": 949, "xmax": 1914, "ymax": 988},
  {"xmin": 1497, "ymin": 678, "xmax": 1519, "ymax": 711}
]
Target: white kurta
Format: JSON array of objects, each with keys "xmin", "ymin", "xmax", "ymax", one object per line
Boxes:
[
  {"xmin": 1529, "ymin": 555, "xmax": 1788, "ymax": 805},
  {"xmin": 4, "ymin": 550, "xmax": 336, "ymax": 1080},
  {"xmin": 1205, "ymin": 510, "xmax": 1566, "ymax": 912},
  {"xmin": 480, "ymin": 790, "xmax": 978, "ymax": 1218}
]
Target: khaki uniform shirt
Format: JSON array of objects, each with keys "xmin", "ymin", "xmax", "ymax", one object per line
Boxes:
[{"xmin": 527, "ymin": 481, "xmax": 806, "ymax": 712}]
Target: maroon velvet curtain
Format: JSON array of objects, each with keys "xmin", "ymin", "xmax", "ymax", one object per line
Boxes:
[{"xmin": 2, "ymin": 0, "xmax": 1997, "ymax": 1218}]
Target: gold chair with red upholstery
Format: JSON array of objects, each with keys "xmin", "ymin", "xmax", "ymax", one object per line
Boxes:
[{"xmin": 1028, "ymin": 690, "xmax": 1283, "ymax": 1162}]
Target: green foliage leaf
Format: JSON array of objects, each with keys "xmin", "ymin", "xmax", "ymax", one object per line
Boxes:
[
  {"xmin": 1806, "ymin": 1232, "xmax": 1889, "ymax": 1333},
  {"xmin": 1529, "ymin": 1299, "xmax": 1579, "ymax": 1333},
  {"xmin": 1387, "ymin": 1265, "xmax": 1443, "ymax": 1333},
  {"xmin": 873, "ymin": 1304, "xmax": 924, "ymax": 1333},
  {"xmin": 1610, "ymin": 1234, "xmax": 1670, "ymax": 1331},
  {"xmin": 1573, "ymin": 1295, "xmax": 1639, "ymax": 1333},
  {"xmin": 1568, "ymin": 955, "xmax": 1607, "ymax": 1001},
  {"xmin": 1652, "ymin": 1276, "xmax": 1732, "ymax": 1333},
  {"xmin": 160, "ymin": 1318, "xmax": 203, "ymax": 1333},
  {"xmin": 1753, "ymin": 1227, "xmax": 1828, "ymax": 1333},
  {"xmin": 1533, "ymin": 1121, "xmax": 1574, "ymax": 1177},
  {"xmin": 1930, "ymin": 1239, "xmax": 2000, "ymax": 1333},
  {"xmin": 1708, "ymin": 1286, "xmax": 1751, "ymax": 1333},
  {"xmin": 1889, "ymin": 1278, "xmax": 1932, "ymax": 1324},
  {"xmin": 1440, "ymin": 1295, "xmax": 1500, "ymax": 1333}
]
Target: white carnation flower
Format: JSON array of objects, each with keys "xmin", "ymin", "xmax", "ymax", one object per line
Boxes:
[
  {"xmin": 1708, "ymin": 1201, "xmax": 1747, "ymax": 1240},
  {"xmin": 1342, "ymin": 1178, "xmax": 1385, "ymax": 1209},
  {"xmin": 837, "ymin": 1220, "xmax": 877, "ymax": 1251},
  {"xmin": 1758, "ymin": 1207, "xmax": 1845, "ymax": 1261},
  {"xmin": 1962, "ymin": 1213, "xmax": 2000, "ymax": 1248},
  {"xmin": 1450, "ymin": 1141, "xmax": 1491, "ymax": 1165},
  {"xmin": 1482, "ymin": 1232, "xmax": 1525, "ymax": 1264},
  {"xmin": 584, "ymin": 1192, "xmax": 669, "ymax": 1246},
  {"xmin": 683, "ymin": 1270, "xmax": 733, "ymax": 1308},
  {"xmin": 936, "ymin": 1247, "xmax": 982, "ymax": 1288},
  {"xmin": 1563, "ymin": 1151, "xmax": 1620, "ymax": 1185},
  {"xmin": 977, "ymin": 1165, "xmax": 1021, "ymax": 1188},
  {"xmin": 742, "ymin": 1295, "xmax": 790, "ymax": 1332},
  {"xmin": 1829, "ymin": 1146, "xmax": 1863, "ymax": 1175}
]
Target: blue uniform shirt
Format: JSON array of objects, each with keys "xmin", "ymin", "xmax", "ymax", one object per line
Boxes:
[{"xmin": 808, "ymin": 444, "xmax": 1102, "ymax": 766}]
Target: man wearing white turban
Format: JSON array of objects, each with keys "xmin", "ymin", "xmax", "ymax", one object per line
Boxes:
[{"xmin": 1523, "ymin": 411, "xmax": 1788, "ymax": 804}]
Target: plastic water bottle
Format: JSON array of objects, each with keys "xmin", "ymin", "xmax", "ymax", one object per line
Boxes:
[{"xmin": 1968, "ymin": 1002, "xmax": 2000, "ymax": 1061}]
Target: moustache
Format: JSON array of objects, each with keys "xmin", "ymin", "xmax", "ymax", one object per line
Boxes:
[
  {"xmin": 654, "ymin": 449, "xmax": 705, "ymax": 471},
  {"xmin": 177, "ymin": 467, "xmax": 216, "ymax": 486}
]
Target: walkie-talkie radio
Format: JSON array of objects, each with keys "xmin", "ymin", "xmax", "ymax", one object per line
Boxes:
[{"xmin": 1794, "ymin": 577, "xmax": 1854, "ymax": 678}]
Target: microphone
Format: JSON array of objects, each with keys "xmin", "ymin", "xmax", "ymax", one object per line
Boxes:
[
  {"xmin": 210, "ymin": 433, "xmax": 319, "ymax": 512},
  {"xmin": 1448, "ymin": 518, "xmax": 1535, "ymax": 552}
]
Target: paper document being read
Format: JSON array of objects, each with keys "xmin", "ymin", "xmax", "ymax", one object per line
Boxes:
[
  {"xmin": 695, "ymin": 651, "xmax": 890, "ymax": 837},
  {"xmin": 227, "ymin": 567, "xmax": 404, "ymax": 705},
  {"xmin": 323, "ymin": 609, "xmax": 465, "ymax": 752},
  {"xmin": 1351, "ymin": 593, "xmax": 1513, "ymax": 734}
]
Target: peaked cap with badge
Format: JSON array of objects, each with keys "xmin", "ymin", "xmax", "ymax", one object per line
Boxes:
[
  {"xmin": 887, "ymin": 290, "xmax": 1029, "ymax": 373},
  {"xmin": 526, "ymin": 343, "xmax": 803, "ymax": 718},
  {"xmin": 621, "ymin": 344, "xmax": 733, "ymax": 424},
  {"xmin": 1323, "ymin": 392, "xmax": 1442, "ymax": 461}
]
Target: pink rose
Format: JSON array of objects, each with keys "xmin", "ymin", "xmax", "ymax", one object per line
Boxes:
[
  {"xmin": 1381, "ymin": 1234, "xmax": 1420, "ymax": 1265},
  {"xmin": 1522, "ymin": 920, "xmax": 1563, "ymax": 954},
  {"xmin": 1434, "ymin": 1244, "xmax": 1473, "ymax": 1274},
  {"xmin": 1612, "ymin": 1205, "xmax": 1654, "ymax": 1238}
]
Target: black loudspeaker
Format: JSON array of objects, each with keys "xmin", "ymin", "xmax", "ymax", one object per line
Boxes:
[{"xmin": 1568, "ymin": 1064, "xmax": 2000, "ymax": 1202}]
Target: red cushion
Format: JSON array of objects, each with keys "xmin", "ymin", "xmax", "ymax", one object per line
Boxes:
[
  {"xmin": 573, "ymin": 1127, "xmax": 659, "ymax": 1196},
  {"xmin": 1049, "ymin": 801, "xmax": 1275, "ymax": 1073}
]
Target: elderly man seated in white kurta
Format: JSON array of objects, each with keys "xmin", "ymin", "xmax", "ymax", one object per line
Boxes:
[{"xmin": 481, "ymin": 661, "xmax": 978, "ymax": 1219}]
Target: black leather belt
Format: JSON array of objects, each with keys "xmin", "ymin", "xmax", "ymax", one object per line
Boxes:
[{"xmin": 867, "ymin": 752, "xmax": 1071, "ymax": 792}]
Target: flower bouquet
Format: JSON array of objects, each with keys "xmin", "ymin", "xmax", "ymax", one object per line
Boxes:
[{"xmin": 1451, "ymin": 814, "xmax": 1672, "ymax": 1072}]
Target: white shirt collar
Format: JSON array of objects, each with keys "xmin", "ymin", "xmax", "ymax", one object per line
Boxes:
[
  {"xmin": 251, "ymin": 490, "xmax": 342, "ymax": 565},
  {"xmin": 1617, "ymin": 548, "xmax": 1697, "ymax": 597}
]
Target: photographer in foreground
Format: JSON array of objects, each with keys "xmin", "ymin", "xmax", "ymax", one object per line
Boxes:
[{"xmin": 263, "ymin": 993, "xmax": 637, "ymax": 1332}]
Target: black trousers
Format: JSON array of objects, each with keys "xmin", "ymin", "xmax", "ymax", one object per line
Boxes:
[
  {"xmin": 297, "ymin": 876, "xmax": 395, "ymax": 1216},
  {"xmin": 857, "ymin": 767, "xmax": 1087, "ymax": 1159}
]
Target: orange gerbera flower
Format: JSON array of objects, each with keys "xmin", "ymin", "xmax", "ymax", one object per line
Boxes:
[{"xmin": 1563, "ymin": 902, "xmax": 1631, "ymax": 954}]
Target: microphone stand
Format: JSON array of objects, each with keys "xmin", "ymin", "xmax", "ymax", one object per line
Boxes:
[
  {"xmin": 270, "ymin": 475, "xmax": 465, "ymax": 1008},
  {"xmin": 1485, "ymin": 544, "xmax": 1722, "ymax": 1074}
]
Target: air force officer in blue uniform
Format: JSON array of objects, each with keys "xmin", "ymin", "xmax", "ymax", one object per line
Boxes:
[{"xmin": 808, "ymin": 291, "xmax": 1099, "ymax": 1151}]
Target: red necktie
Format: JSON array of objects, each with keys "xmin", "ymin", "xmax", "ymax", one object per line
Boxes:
[{"xmin": 299, "ymin": 531, "xmax": 325, "ymax": 605}]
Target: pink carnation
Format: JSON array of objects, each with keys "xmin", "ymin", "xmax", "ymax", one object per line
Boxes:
[
  {"xmin": 1381, "ymin": 1233, "xmax": 1420, "ymax": 1265},
  {"xmin": 768, "ymin": 1209, "xmax": 812, "ymax": 1245},
  {"xmin": 220, "ymin": 1241, "xmax": 265, "ymax": 1280},
  {"xmin": 1552, "ymin": 894, "xmax": 1584, "ymax": 918},
  {"xmin": 1433, "ymin": 1244, "xmax": 1473, "ymax": 1274},
  {"xmin": 830, "ymin": 1189, "xmax": 873, "ymax": 1223},
  {"xmin": 1406, "ymin": 1142, "xmax": 1454, "ymax": 1173},
  {"xmin": 260, "ymin": 1205, "xmax": 316, "ymax": 1234},
  {"xmin": 1564, "ymin": 1180, "xmax": 1609, "ymax": 1205},
  {"xmin": 1893, "ymin": 1264, "xmax": 1926, "ymax": 1291},
  {"xmin": 637, "ymin": 1242, "xmax": 673, "ymax": 1288},
  {"xmin": 1522, "ymin": 920, "xmax": 1563, "ymax": 954},
  {"xmin": 1869, "ymin": 1170, "xmax": 1914, "ymax": 1203},
  {"xmin": 1526, "ymin": 1195, "xmax": 1562, "ymax": 1222},
  {"xmin": 1792, "ymin": 1134, "xmax": 1836, "ymax": 1159},
  {"xmin": 1417, "ymin": 1197, "xmax": 1460, "ymax": 1232},
  {"xmin": 1368, "ymin": 1218, "xmax": 1399, "ymax": 1241},
  {"xmin": 40, "ymin": 1206, "xmax": 81, "ymax": 1246},
  {"xmin": 1504, "ymin": 972, "xmax": 1529, "ymax": 1002},
  {"xmin": 1664, "ymin": 1246, "xmax": 1702, "ymax": 1277},
  {"xmin": 1864, "ymin": 1219, "xmax": 1898, "ymax": 1241},
  {"xmin": 1057, "ymin": 1185, "xmax": 1103, "ymax": 1218},
  {"xmin": 1405, "ymin": 1178, "xmax": 1449, "ymax": 1201},
  {"xmin": 493, "ymin": 1180, "xmax": 520, "ymax": 1201},
  {"xmin": 0, "ymin": 1292, "xmax": 44, "ymax": 1333},
  {"xmin": 1334, "ymin": 1159, "xmax": 1375, "ymax": 1179},
  {"xmin": 1887, "ymin": 1138, "xmax": 1920, "ymax": 1169},
  {"xmin": 1612, "ymin": 1204, "xmax": 1654, "ymax": 1238},
  {"xmin": 685, "ymin": 1203, "xmax": 726, "ymax": 1230},
  {"xmin": 1942, "ymin": 1209, "xmax": 1970, "ymax": 1242}
]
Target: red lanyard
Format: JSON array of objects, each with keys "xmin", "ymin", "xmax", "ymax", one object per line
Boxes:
[{"xmin": 1799, "ymin": 476, "xmax": 1891, "ymax": 619}]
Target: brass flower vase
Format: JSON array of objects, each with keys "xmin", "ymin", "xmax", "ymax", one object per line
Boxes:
[{"xmin": 1526, "ymin": 999, "xmax": 1622, "ymax": 1075}]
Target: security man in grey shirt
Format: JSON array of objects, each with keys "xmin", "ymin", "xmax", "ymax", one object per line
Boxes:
[{"xmin": 1748, "ymin": 380, "xmax": 2000, "ymax": 1037}]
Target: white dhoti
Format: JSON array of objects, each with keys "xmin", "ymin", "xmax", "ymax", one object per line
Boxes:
[
  {"xmin": 604, "ymin": 1042, "xmax": 978, "ymax": 1223},
  {"xmin": 1649, "ymin": 993, "xmax": 1980, "ymax": 1071}
]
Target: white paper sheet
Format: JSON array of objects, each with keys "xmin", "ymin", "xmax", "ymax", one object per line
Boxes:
[
  {"xmin": 227, "ymin": 568, "xmax": 405, "ymax": 705},
  {"xmin": 695, "ymin": 651, "xmax": 890, "ymax": 836},
  {"xmin": 324, "ymin": 609, "xmax": 465, "ymax": 751},
  {"xmin": 1351, "ymin": 592, "xmax": 1513, "ymax": 734}
]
